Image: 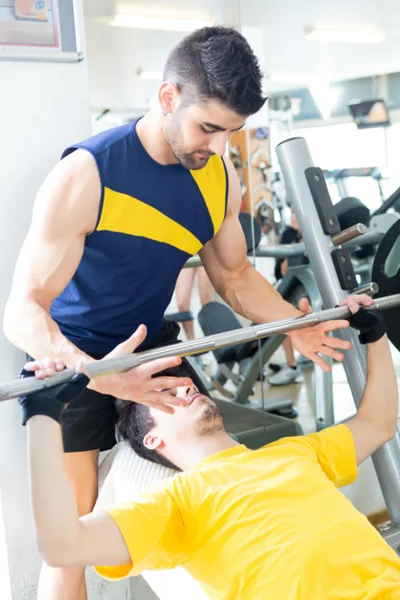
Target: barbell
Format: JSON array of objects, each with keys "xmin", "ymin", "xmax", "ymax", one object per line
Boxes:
[{"xmin": 1, "ymin": 293, "xmax": 400, "ymax": 402}]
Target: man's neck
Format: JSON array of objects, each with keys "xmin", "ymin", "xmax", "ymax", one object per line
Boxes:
[
  {"xmin": 174, "ymin": 432, "xmax": 240, "ymax": 471},
  {"xmin": 136, "ymin": 109, "xmax": 179, "ymax": 166}
]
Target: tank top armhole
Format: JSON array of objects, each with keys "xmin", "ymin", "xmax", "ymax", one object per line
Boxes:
[
  {"xmin": 221, "ymin": 157, "xmax": 229, "ymax": 220},
  {"xmin": 61, "ymin": 145, "xmax": 105, "ymax": 233}
]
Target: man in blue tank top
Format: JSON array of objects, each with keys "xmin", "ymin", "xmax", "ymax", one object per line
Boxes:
[{"xmin": 5, "ymin": 26, "xmax": 352, "ymax": 600}]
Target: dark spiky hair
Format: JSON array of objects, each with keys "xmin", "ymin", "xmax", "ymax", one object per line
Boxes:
[{"xmin": 163, "ymin": 26, "xmax": 267, "ymax": 116}]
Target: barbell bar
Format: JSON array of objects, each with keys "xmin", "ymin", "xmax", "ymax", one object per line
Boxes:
[{"xmin": 1, "ymin": 293, "xmax": 399, "ymax": 402}]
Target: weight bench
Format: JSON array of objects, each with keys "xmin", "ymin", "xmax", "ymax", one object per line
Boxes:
[{"xmin": 165, "ymin": 311, "xmax": 194, "ymax": 324}]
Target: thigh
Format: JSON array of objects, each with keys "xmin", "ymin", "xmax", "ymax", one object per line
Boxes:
[
  {"xmin": 64, "ymin": 449, "xmax": 99, "ymax": 515},
  {"xmin": 61, "ymin": 387, "xmax": 118, "ymax": 453},
  {"xmin": 196, "ymin": 266, "xmax": 214, "ymax": 305},
  {"xmin": 22, "ymin": 354, "xmax": 117, "ymax": 454},
  {"xmin": 175, "ymin": 268, "xmax": 196, "ymax": 308}
]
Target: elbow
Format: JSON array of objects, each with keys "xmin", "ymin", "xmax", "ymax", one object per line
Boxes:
[
  {"xmin": 3, "ymin": 292, "xmax": 37, "ymax": 346},
  {"xmin": 383, "ymin": 423, "xmax": 398, "ymax": 444},
  {"xmin": 39, "ymin": 548, "xmax": 78, "ymax": 569},
  {"xmin": 39, "ymin": 547, "xmax": 66, "ymax": 568},
  {"xmin": 221, "ymin": 261, "xmax": 252, "ymax": 294},
  {"xmin": 37, "ymin": 537, "xmax": 80, "ymax": 568},
  {"xmin": 3, "ymin": 302, "xmax": 17, "ymax": 344},
  {"xmin": 41, "ymin": 552, "xmax": 68, "ymax": 569},
  {"xmin": 385, "ymin": 396, "xmax": 399, "ymax": 442},
  {"xmin": 375, "ymin": 422, "xmax": 398, "ymax": 449}
]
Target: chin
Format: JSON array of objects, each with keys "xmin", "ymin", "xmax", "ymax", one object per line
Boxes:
[
  {"xmin": 196, "ymin": 403, "xmax": 224, "ymax": 434},
  {"xmin": 179, "ymin": 154, "xmax": 210, "ymax": 170}
]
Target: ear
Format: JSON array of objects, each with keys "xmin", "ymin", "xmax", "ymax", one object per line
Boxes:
[
  {"xmin": 159, "ymin": 82, "xmax": 180, "ymax": 114},
  {"xmin": 143, "ymin": 431, "xmax": 164, "ymax": 451}
]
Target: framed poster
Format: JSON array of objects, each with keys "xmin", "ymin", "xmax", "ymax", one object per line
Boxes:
[{"xmin": 0, "ymin": 0, "xmax": 84, "ymax": 61}]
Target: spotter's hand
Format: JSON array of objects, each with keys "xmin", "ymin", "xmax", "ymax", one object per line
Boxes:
[{"xmin": 287, "ymin": 295, "xmax": 373, "ymax": 372}]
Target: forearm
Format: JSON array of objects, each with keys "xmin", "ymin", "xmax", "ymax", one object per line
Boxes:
[
  {"xmin": 27, "ymin": 416, "xmax": 82, "ymax": 564},
  {"xmin": 4, "ymin": 295, "xmax": 92, "ymax": 366},
  {"xmin": 218, "ymin": 262, "xmax": 301, "ymax": 324},
  {"xmin": 359, "ymin": 336, "xmax": 398, "ymax": 435}
]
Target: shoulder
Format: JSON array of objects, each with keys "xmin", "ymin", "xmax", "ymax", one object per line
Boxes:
[
  {"xmin": 221, "ymin": 156, "xmax": 241, "ymax": 214},
  {"xmin": 51, "ymin": 149, "xmax": 100, "ymax": 196},
  {"xmin": 221, "ymin": 155, "xmax": 238, "ymax": 182},
  {"xmin": 63, "ymin": 123, "xmax": 134, "ymax": 159},
  {"xmin": 258, "ymin": 435, "xmax": 318, "ymax": 458},
  {"xmin": 34, "ymin": 149, "xmax": 101, "ymax": 235}
]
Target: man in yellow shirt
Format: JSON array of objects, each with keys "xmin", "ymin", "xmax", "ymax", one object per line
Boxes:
[{"xmin": 20, "ymin": 295, "xmax": 400, "ymax": 599}]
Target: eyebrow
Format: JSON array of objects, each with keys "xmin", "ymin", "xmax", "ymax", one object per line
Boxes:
[{"xmin": 202, "ymin": 122, "xmax": 244, "ymax": 132}]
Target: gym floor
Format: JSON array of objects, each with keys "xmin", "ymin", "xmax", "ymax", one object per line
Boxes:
[{"xmin": 1, "ymin": 272, "xmax": 399, "ymax": 600}]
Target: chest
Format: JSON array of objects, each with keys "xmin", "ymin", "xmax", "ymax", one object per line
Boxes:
[{"xmin": 101, "ymin": 158, "xmax": 225, "ymax": 249}]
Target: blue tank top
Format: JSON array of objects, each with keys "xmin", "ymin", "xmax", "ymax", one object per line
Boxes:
[{"xmin": 50, "ymin": 120, "xmax": 228, "ymax": 354}]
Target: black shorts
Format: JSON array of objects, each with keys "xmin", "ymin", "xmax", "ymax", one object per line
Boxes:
[{"xmin": 24, "ymin": 321, "xmax": 207, "ymax": 453}]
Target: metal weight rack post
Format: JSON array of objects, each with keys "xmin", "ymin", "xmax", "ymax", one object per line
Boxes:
[{"xmin": 276, "ymin": 137, "xmax": 400, "ymax": 553}]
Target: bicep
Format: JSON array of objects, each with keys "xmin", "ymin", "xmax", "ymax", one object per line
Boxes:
[
  {"xmin": 9, "ymin": 150, "xmax": 100, "ymax": 308},
  {"xmin": 76, "ymin": 510, "xmax": 131, "ymax": 567},
  {"xmin": 346, "ymin": 417, "xmax": 385, "ymax": 465},
  {"xmin": 84, "ymin": 491, "xmax": 187, "ymax": 575},
  {"xmin": 200, "ymin": 212, "xmax": 248, "ymax": 276},
  {"xmin": 200, "ymin": 158, "xmax": 248, "ymax": 281},
  {"xmin": 305, "ymin": 425, "xmax": 358, "ymax": 486}
]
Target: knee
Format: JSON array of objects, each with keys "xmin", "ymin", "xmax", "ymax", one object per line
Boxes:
[
  {"xmin": 74, "ymin": 483, "xmax": 98, "ymax": 516},
  {"xmin": 177, "ymin": 297, "xmax": 190, "ymax": 312},
  {"xmin": 200, "ymin": 292, "xmax": 213, "ymax": 306},
  {"xmin": 77, "ymin": 499, "xmax": 96, "ymax": 518}
]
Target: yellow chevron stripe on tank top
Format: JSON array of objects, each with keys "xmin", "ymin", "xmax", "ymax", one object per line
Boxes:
[
  {"xmin": 189, "ymin": 155, "xmax": 227, "ymax": 234},
  {"xmin": 96, "ymin": 155, "xmax": 227, "ymax": 255}
]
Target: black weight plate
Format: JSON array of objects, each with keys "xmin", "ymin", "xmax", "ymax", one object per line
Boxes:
[
  {"xmin": 334, "ymin": 197, "xmax": 370, "ymax": 229},
  {"xmin": 239, "ymin": 212, "xmax": 262, "ymax": 253},
  {"xmin": 371, "ymin": 219, "xmax": 400, "ymax": 351}
]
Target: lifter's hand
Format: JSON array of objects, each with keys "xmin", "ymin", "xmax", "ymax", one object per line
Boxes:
[
  {"xmin": 288, "ymin": 294, "xmax": 374, "ymax": 372},
  {"xmin": 338, "ymin": 292, "xmax": 374, "ymax": 314}
]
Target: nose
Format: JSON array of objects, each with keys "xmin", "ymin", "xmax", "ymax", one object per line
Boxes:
[
  {"xmin": 208, "ymin": 131, "xmax": 229, "ymax": 156},
  {"xmin": 185, "ymin": 384, "xmax": 199, "ymax": 397}
]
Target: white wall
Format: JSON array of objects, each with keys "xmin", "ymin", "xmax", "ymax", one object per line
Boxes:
[
  {"xmin": 84, "ymin": 20, "xmax": 194, "ymax": 111},
  {"xmin": 0, "ymin": 9, "xmax": 94, "ymax": 597},
  {"xmin": 0, "ymin": 57, "xmax": 91, "ymax": 380},
  {"xmin": 287, "ymin": 121, "xmax": 400, "ymax": 210},
  {"xmin": 241, "ymin": 26, "xmax": 269, "ymax": 129},
  {"xmin": 83, "ymin": 4, "xmax": 242, "ymax": 113}
]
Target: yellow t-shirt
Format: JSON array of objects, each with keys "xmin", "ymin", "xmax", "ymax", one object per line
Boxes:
[{"xmin": 95, "ymin": 424, "xmax": 400, "ymax": 599}]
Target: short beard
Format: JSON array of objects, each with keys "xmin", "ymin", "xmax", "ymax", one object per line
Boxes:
[
  {"xmin": 196, "ymin": 403, "xmax": 224, "ymax": 436},
  {"xmin": 164, "ymin": 111, "xmax": 213, "ymax": 170}
]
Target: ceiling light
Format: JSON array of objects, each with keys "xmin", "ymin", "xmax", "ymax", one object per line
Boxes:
[
  {"xmin": 138, "ymin": 70, "xmax": 163, "ymax": 80},
  {"xmin": 305, "ymin": 27, "xmax": 385, "ymax": 44},
  {"xmin": 309, "ymin": 81, "xmax": 342, "ymax": 120},
  {"xmin": 267, "ymin": 74, "xmax": 308, "ymax": 85},
  {"xmin": 110, "ymin": 14, "xmax": 214, "ymax": 32}
]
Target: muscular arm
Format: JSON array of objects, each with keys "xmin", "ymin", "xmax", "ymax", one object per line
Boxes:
[
  {"xmin": 28, "ymin": 415, "xmax": 131, "ymax": 567},
  {"xmin": 200, "ymin": 158, "xmax": 300, "ymax": 323},
  {"xmin": 3, "ymin": 150, "xmax": 100, "ymax": 366},
  {"xmin": 346, "ymin": 336, "xmax": 398, "ymax": 465}
]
